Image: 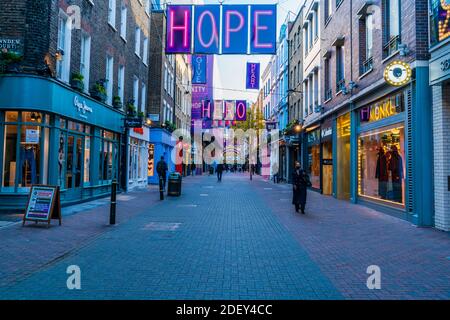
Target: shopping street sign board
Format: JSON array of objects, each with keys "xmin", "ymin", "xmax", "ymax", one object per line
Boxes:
[
  {"xmin": 166, "ymin": 4, "xmax": 277, "ymax": 54},
  {"xmin": 23, "ymin": 185, "xmax": 62, "ymax": 227}
]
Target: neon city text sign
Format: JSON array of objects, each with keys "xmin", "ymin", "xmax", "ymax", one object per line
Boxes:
[{"xmin": 166, "ymin": 5, "xmax": 277, "ymax": 54}]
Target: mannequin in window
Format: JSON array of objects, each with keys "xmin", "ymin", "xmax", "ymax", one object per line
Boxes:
[
  {"xmin": 375, "ymin": 146, "xmax": 388, "ymax": 199},
  {"xmin": 389, "ymin": 145, "xmax": 404, "ymax": 203}
]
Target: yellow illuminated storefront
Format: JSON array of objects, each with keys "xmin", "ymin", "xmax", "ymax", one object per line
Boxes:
[{"xmin": 357, "ymin": 90, "xmax": 406, "ymax": 209}]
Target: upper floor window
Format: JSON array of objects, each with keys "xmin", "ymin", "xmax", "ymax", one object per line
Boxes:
[
  {"xmin": 135, "ymin": 27, "xmax": 141, "ymax": 57},
  {"xmin": 120, "ymin": 4, "xmax": 127, "ymax": 40},
  {"xmin": 336, "ymin": 46, "xmax": 345, "ymax": 92},
  {"xmin": 382, "ymin": 0, "xmax": 401, "ymax": 57},
  {"xmin": 324, "ymin": 57, "xmax": 332, "ymax": 101},
  {"xmin": 80, "ymin": 34, "xmax": 91, "ymax": 93},
  {"xmin": 133, "ymin": 76, "xmax": 139, "ymax": 108},
  {"xmin": 105, "ymin": 55, "xmax": 114, "ymax": 105},
  {"xmin": 325, "ymin": 0, "xmax": 332, "ymax": 23},
  {"xmin": 56, "ymin": 13, "xmax": 72, "ymax": 83},
  {"xmin": 143, "ymin": 37, "xmax": 148, "ymax": 65},
  {"xmin": 108, "ymin": 0, "xmax": 117, "ymax": 28},
  {"xmin": 118, "ymin": 65, "xmax": 125, "ymax": 103}
]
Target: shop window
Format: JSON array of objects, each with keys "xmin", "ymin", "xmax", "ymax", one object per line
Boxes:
[
  {"xmin": 84, "ymin": 137, "xmax": 91, "ymax": 186},
  {"xmin": 308, "ymin": 144, "xmax": 321, "ymax": 189},
  {"xmin": 58, "ymin": 132, "xmax": 66, "ymax": 188},
  {"xmin": 337, "ymin": 113, "xmax": 351, "ymax": 200},
  {"xmin": 2, "ymin": 125, "xmax": 18, "ymax": 190},
  {"xmin": 148, "ymin": 144, "xmax": 155, "ymax": 177},
  {"xmin": 358, "ymin": 124, "xmax": 405, "ymax": 207},
  {"xmin": 99, "ymin": 130, "xmax": 118, "ymax": 184},
  {"xmin": 18, "ymin": 124, "xmax": 41, "ymax": 189},
  {"xmin": 5, "ymin": 112, "xmax": 18, "ymax": 122}
]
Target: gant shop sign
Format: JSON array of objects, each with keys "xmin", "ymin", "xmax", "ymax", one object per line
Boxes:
[{"xmin": 360, "ymin": 91, "xmax": 405, "ymax": 123}]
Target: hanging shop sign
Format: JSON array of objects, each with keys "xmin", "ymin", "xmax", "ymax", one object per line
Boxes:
[
  {"xmin": 360, "ymin": 91, "xmax": 405, "ymax": 123},
  {"xmin": 192, "ymin": 54, "xmax": 207, "ymax": 84},
  {"xmin": 124, "ymin": 117, "xmax": 143, "ymax": 128},
  {"xmin": 266, "ymin": 121, "xmax": 277, "ymax": 131},
  {"xmin": 166, "ymin": 5, "xmax": 277, "ymax": 54},
  {"xmin": 23, "ymin": 185, "xmax": 62, "ymax": 227},
  {"xmin": 246, "ymin": 63, "xmax": 260, "ymax": 90},
  {"xmin": 384, "ymin": 61, "xmax": 412, "ymax": 87}
]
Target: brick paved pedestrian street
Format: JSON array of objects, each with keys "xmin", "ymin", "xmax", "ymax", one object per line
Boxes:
[{"xmin": 0, "ymin": 173, "xmax": 449, "ymax": 300}]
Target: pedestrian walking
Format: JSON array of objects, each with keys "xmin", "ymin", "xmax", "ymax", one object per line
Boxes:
[
  {"xmin": 216, "ymin": 163, "xmax": 224, "ymax": 182},
  {"xmin": 156, "ymin": 156, "xmax": 168, "ymax": 190},
  {"xmin": 292, "ymin": 161, "xmax": 312, "ymax": 214}
]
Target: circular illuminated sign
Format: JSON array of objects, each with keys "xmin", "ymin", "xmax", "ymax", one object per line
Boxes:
[{"xmin": 384, "ymin": 61, "xmax": 412, "ymax": 87}]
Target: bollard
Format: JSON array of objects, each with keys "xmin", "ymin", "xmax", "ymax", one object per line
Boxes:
[
  {"xmin": 110, "ymin": 179, "xmax": 117, "ymax": 225},
  {"xmin": 159, "ymin": 176, "xmax": 164, "ymax": 200}
]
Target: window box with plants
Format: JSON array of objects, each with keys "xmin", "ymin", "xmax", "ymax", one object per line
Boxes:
[
  {"xmin": 126, "ymin": 100, "xmax": 137, "ymax": 117},
  {"xmin": 90, "ymin": 79, "xmax": 107, "ymax": 103},
  {"xmin": 0, "ymin": 49, "xmax": 23, "ymax": 74},
  {"xmin": 112, "ymin": 96, "xmax": 123, "ymax": 109},
  {"xmin": 70, "ymin": 72, "xmax": 84, "ymax": 92},
  {"xmin": 162, "ymin": 121, "xmax": 177, "ymax": 133}
]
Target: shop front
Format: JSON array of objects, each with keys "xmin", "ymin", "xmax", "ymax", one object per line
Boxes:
[
  {"xmin": 305, "ymin": 128, "xmax": 321, "ymax": 190},
  {"xmin": 335, "ymin": 112, "xmax": 351, "ymax": 200},
  {"xmin": 0, "ymin": 75, "xmax": 123, "ymax": 211},
  {"xmin": 127, "ymin": 126, "xmax": 150, "ymax": 191},
  {"xmin": 429, "ymin": 0, "xmax": 450, "ymax": 231},
  {"xmin": 320, "ymin": 121, "xmax": 333, "ymax": 196},
  {"xmin": 356, "ymin": 90, "xmax": 406, "ymax": 211},
  {"xmin": 148, "ymin": 128, "xmax": 175, "ymax": 184}
]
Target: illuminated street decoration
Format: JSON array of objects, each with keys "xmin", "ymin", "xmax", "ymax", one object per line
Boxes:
[
  {"xmin": 166, "ymin": 5, "xmax": 277, "ymax": 54},
  {"xmin": 246, "ymin": 62, "xmax": 260, "ymax": 90},
  {"xmin": 201, "ymin": 100, "xmax": 247, "ymax": 122},
  {"xmin": 439, "ymin": 0, "xmax": 450, "ymax": 41},
  {"xmin": 384, "ymin": 61, "xmax": 412, "ymax": 87},
  {"xmin": 194, "ymin": 5, "xmax": 220, "ymax": 54}
]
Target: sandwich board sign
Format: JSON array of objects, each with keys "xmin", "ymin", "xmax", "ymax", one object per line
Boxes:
[{"xmin": 23, "ymin": 185, "xmax": 62, "ymax": 227}]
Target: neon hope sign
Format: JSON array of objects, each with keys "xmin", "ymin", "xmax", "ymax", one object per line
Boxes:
[{"xmin": 166, "ymin": 5, "xmax": 277, "ymax": 55}]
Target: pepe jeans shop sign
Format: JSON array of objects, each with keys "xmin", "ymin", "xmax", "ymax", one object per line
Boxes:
[{"xmin": 73, "ymin": 96, "xmax": 93, "ymax": 119}]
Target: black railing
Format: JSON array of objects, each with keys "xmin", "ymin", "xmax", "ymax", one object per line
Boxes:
[
  {"xmin": 383, "ymin": 35, "xmax": 400, "ymax": 57},
  {"xmin": 361, "ymin": 56, "xmax": 374, "ymax": 75},
  {"xmin": 325, "ymin": 89, "xmax": 333, "ymax": 101},
  {"xmin": 336, "ymin": 79, "xmax": 346, "ymax": 92}
]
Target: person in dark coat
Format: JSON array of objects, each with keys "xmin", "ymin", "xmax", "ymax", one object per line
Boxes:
[
  {"xmin": 216, "ymin": 163, "xmax": 224, "ymax": 182},
  {"xmin": 156, "ymin": 156, "xmax": 168, "ymax": 189},
  {"xmin": 292, "ymin": 162, "xmax": 311, "ymax": 214}
]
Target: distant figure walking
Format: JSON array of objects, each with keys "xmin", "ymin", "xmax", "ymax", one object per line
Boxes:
[
  {"xmin": 216, "ymin": 163, "xmax": 224, "ymax": 182},
  {"xmin": 292, "ymin": 162, "xmax": 311, "ymax": 214},
  {"xmin": 156, "ymin": 156, "xmax": 168, "ymax": 189}
]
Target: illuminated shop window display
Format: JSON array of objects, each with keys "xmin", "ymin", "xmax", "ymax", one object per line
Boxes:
[
  {"xmin": 430, "ymin": 0, "xmax": 450, "ymax": 45},
  {"xmin": 358, "ymin": 124, "xmax": 405, "ymax": 208}
]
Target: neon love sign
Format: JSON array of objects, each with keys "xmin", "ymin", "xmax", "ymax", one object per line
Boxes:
[{"xmin": 166, "ymin": 5, "xmax": 277, "ymax": 54}]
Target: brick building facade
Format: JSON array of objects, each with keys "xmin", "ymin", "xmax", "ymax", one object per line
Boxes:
[
  {"xmin": 0, "ymin": 0, "xmax": 152, "ymax": 209},
  {"xmin": 295, "ymin": 0, "xmax": 434, "ymax": 226}
]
